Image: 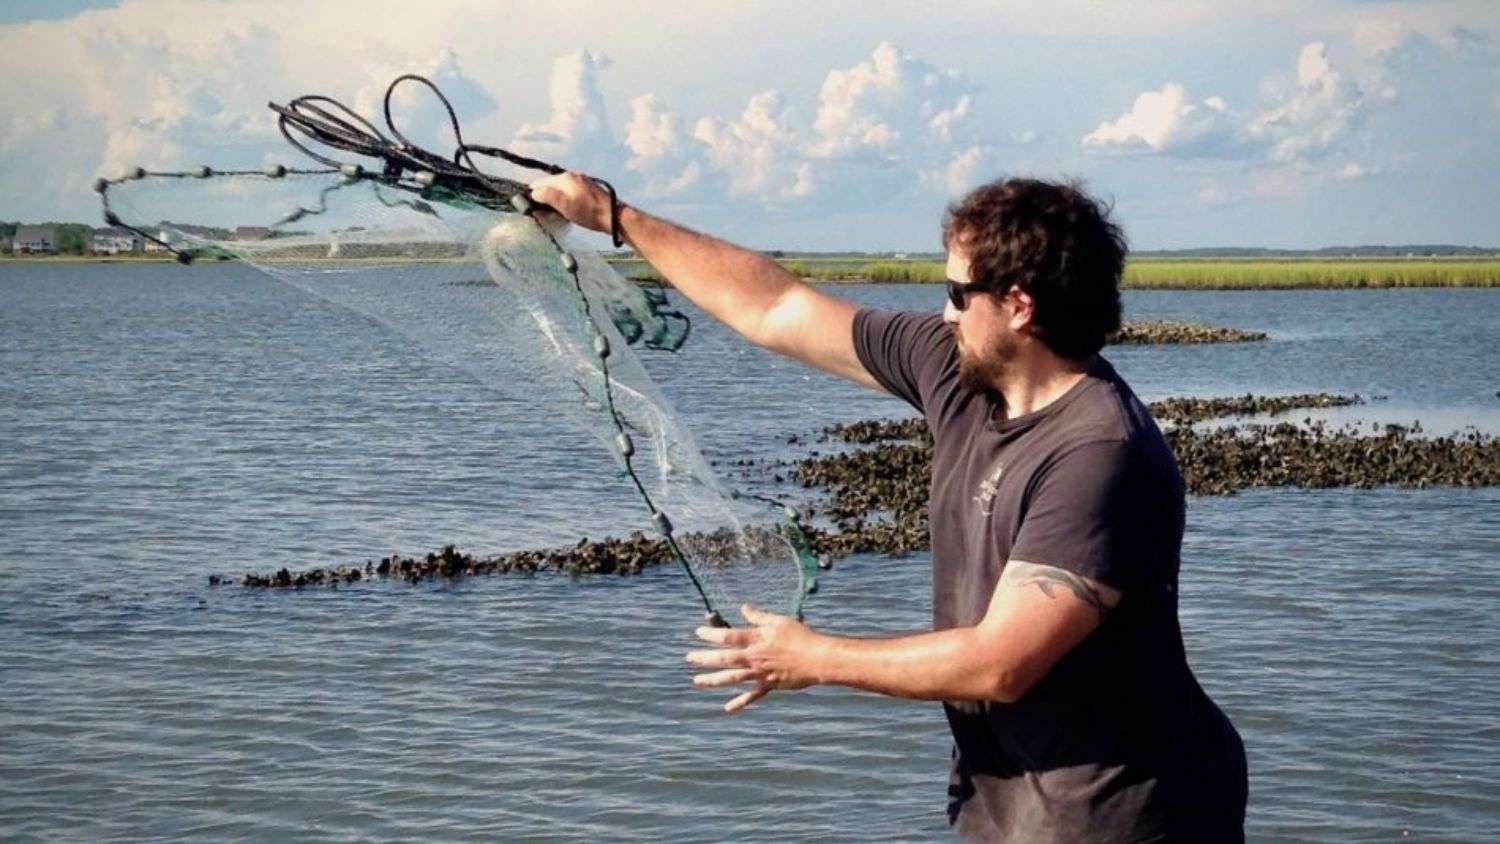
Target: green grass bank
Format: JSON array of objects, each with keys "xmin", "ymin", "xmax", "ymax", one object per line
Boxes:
[{"xmin": 610, "ymin": 256, "xmax": 1500, "ymax": 289}]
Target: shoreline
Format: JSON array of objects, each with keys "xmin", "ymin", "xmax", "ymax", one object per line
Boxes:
[
  {"xmin": 5, "ymin": 254, "xmax": 1500, "ymax": 288},
  {"xmin": 1, "ymin": 254, "xmax": 181, "ymax": 264}
]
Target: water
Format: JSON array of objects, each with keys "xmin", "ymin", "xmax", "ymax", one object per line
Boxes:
[{"xmin": 2, "ymin": 263, "xmax": 1497, "ymax": 842}]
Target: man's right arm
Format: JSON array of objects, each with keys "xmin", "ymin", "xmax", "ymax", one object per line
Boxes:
[{"xmin": 529, "ymin": 173, "xmax": 881, "ymax": 391}]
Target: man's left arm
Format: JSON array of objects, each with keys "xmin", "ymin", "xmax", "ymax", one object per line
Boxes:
[
  {"xmin": 687, "ymin": 560, "xmax": 1120, "ymax": 713},
  {"xmin": 689, "ymin": 438, "xmax": 1150, "ymax": 713}
]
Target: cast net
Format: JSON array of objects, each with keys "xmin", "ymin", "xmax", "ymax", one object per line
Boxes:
[{"xmin": 96, "ymin": 76, "xmax": 818, "ymax": 623}]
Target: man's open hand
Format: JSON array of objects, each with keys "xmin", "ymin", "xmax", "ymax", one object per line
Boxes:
[{"xmin": 686, "ymin": 605, "xmax": 823, "ymax": 714}]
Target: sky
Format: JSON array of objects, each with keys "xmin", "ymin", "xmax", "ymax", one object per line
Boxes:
[{"xmin": 1, "ymin": 0, "xmax": 1496, "ymax": 251}]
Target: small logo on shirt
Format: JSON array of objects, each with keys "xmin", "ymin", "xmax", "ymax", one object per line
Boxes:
[{"xmin": 974, "ymin": 461, "xmax": 1005, "ymax": 516}]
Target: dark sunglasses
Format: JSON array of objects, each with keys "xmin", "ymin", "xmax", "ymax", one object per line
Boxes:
[{"xmin": 946, "ymin": 278, "xmax": 1003, "ymax": 311}]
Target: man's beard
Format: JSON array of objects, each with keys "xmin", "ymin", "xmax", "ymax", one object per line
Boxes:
[{"xmin": 956, "ymin": 327, "xmax": 1020, "ymax": 394}]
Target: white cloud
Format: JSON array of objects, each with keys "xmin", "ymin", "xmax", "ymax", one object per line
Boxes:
[
  {"xmin": 1335, "ymin": 162, "xmax": 1369, "ymax": 180},
  {"xmin": 1355, "ymin": 18, "xmax": 1420, "ymax": 59},
  {"xmin": 1246, "ymin": 42, "xmax": 1365, "ymax": 164},
  {"xmin": 1085, "ymin": 42, "xmax": 1371, "ymax": 170},
  {"xmin": 622, "ymin": 95, "xmax": 701, "ymax": 197},
  {"xmin": 811, "ymin": 41, "xmax": 978, "ymax": 157},
  {"xmin": 0, "ymin": 9, "xmax": 302, "ymax": 218},
  {"xmin": 86, "ymin": 24, "xmax": 281, "ymax": 173},
  {"xmin": 1358, "ymin": 20, "xmax": 1497, "ymax": 102},
  {"xmin": 692, "ymin": 90, "xmax": 810, "ymax": 200},
  {"xmin": 0, "ymin": 107, "xmax": 69, "ymax": 158},
  {"xmin": 1355, "ymin": 15, "xmax": 1495, "ymax": 61},
  {"xmin": 509, "ymin": 50, "xmax": 620, "ymax": 176},
  {"xmin": 1082, "ymin": 82, "xmax": 1235, "ymax": 155},
  {"xmin": 798, "ymin": 42, "xmax": 986, "ymax": 204},
  {"xmin": 1346, "ymin": 23, "xmax": 1499, "ymax": 179},
  {"xmin": 497, "ymin": 41, "xmax": 990, "ymax": 208},
  {"xmin": 920, "ymin": 144, "xmax": 993, "ymax": 196}
]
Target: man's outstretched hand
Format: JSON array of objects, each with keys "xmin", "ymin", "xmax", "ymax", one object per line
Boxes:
[
  {"xmin": 528, "ymin": 172, "xmax": 617, "ymax": 235},
  {"xmin": 686, "ymin": 605, "xmax": 825, "ymax": 714}
]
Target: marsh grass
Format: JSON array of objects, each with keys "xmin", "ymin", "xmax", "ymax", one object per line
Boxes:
[
  {"xmin": 610, "ymin": 256, "xmax": 1500, "ymax": 288},
  {"xmin": 1122, "ymin": 259, "xmax": 1500, "ymax": 289}
]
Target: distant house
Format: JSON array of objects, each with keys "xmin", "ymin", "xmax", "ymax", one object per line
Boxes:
[
  {"xmin": 235, "ymin": 226, "xmax": 271, "ymax": 241},
  {"xmin": 13, "ymin": 225, "xmax": 57, "ymax": 254},
  {"xmin": 92, "ymin": 226, "xmax": 144, "ymax": 255}
]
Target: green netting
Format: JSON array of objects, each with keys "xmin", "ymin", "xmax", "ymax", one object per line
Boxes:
[{"xmin": 101, "ymin": 168, "xmax": 819, "ymax": 621}]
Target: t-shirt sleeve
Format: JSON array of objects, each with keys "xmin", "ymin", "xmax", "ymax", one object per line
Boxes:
[
  {"xmin": 1009, "ymin": 440, "xmax": 1166, "ymax": 594},
  {"xmin": 852, "ymin": 308, "xmax": 955, "ymax": 414}
]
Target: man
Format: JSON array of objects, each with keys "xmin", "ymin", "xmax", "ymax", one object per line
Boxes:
[{"xmin": 530, "ymin": 173, "xmax": 1248, "ymax": 841}]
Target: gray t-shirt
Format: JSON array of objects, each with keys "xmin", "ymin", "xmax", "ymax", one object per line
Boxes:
[{"xmin": 853, "ymin": 309, "xmax": 1246, "ymax": 842}]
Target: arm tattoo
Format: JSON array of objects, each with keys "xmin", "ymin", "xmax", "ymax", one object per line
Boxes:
[{"xmin": 1011, "ymin": 562, "xmax": 1114, "ymax": 620}]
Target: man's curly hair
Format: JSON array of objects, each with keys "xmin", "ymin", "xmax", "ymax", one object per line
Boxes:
[{"xmin": 942, "ymin": 178, "xmax": 1126, "ymax": 360}]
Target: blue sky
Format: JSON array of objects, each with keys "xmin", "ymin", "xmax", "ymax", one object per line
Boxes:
[
  {"xmin": 1, "ymin": 0, "xmax": 1496, "ymax": 251},
  {"xmin": 0, "ymin": 0, "xmax": 118, "ymax": 25}
]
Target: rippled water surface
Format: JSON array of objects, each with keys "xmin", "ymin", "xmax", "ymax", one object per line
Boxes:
[{"xmin": 2, "ymin": 264, "xmax": 1497, "ymax": 841}]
